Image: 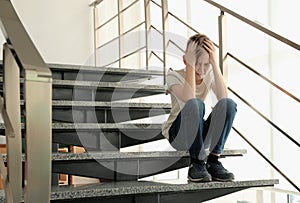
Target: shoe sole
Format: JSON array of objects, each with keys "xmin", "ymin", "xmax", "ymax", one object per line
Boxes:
[
  {"xmin": 188, "ymin": 176, "xmax": 212, "ymax": 182},
  {"xmin": 212, "ymin": 177, "xmax": 234, "ymax": 182}
]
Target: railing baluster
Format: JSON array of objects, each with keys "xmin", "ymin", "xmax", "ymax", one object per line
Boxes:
[
  {"xmin": 93, "ymin": 4, "xmax": 99, "ymax": 66},
  {"xmin": 161, "ymin": 0, "xmax": 168, "ymax": 85},
  {"xmin": 117, "ymin": 0, "xmax": 124, "ymax": 68},
  {"xmin": 218, "ymin": 11, "xmax": 228, "ymax": 80},
  {"xmin": 144, "ymin": 0, "xmax": 151, "ymax": 70}
]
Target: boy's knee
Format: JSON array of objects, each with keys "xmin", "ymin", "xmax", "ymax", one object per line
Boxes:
[
  {"xmin": 217, "ymin": 98, "xmax": 237, "ymax": 114},
  {"xmin": 184, "ymin": 98, "xmax": 205, "ymax": 116}
]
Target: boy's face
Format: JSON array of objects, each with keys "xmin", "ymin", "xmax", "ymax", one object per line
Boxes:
[{"xmin": 195, "ymin": 49, "xmax": 210, "ymax": 79}]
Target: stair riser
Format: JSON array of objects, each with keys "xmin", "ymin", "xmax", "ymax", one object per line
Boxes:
[
  {"xmin": 53, "ymin": 107, "xmax": 170, "ymax": 123},
  {"xmin": 52, "ymin": 157, "xmax": 190, "ymax": 181},
  {"xmin": 53, "ymin": 129, "xmax": 164, "ymax": 150},
  {"xmin": 0, "ymin": 83, "xmax": 165, "ymax": 101},
  {"xmin": 54, "ymin": 87, "xmax": 164, "ymax": 101},
  {"xmin": 1, "ymin": 86, "xmax": 164, "ymax": 101},
  {"xmin": 52, "ymin": 70, "xmax": 152, "ymax": 82}
]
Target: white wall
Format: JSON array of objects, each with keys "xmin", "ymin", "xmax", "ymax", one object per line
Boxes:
[{"xmin": 0, "ymin": 0, "xmax": 94, "ymax": 65}]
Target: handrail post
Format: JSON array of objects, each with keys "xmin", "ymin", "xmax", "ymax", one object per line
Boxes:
[
  {"xmin": 93, "ymin": 4, "xmax": 99, "ymax": 66},
  {"xmin": 3, "ymin": 43, "xmax": 22, "ymax": 203},
  {"xmin": 161, "ymin": 0, "xmax": 169, "ymax": 85},
  {"xmin": 218, "ymin": 11, "xmax": 228, "ymax": 82},
  {"xmin": 117, "ymin": 0, "xmax": 124, "ymax": 69},
  {"xmin": 144, "ymin": 0, "xmax": 151, "ymax": 70},
  {"xmin": 24, "ymin": 70, "xmax": 52, "ymax": 203}
]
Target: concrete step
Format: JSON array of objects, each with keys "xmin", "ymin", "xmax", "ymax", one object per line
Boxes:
[
  {"xmin": 53, "ymin": 79, "xmax": 166, "ymax": 101},
  {"xmin": 2, "ymin": 150, "xmax": 246, "ymax": 181},
  {"xmin": 17, "ymin": 100, "xmax": 170, "ymax": 123},
  {"xmin": 0, "ymin": 62, "xmax": 163, "ymax": 83},
  {"xmin": 0, "ymin": 77, "xmax": 166, "ymax": 101},
  {"xmin": 48, "ymin": 63, "xmax": 163, "ymax": 82},
  {"xmin": 0, "ymin": 123, "xmax": 247, "ymax": 151},
  {"xmin": 52, "ymin": 101, "xmax": 170, "ymax": 123},
  {"xmin": 0, "ymin": 179, "xmax": 278, "ymax": 202}
]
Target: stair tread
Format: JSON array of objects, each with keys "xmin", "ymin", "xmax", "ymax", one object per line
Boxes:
[
  {"xmin": 52, "ymin": 149, "xmax": 246, "ymax": 160},
  {"xmin": 48, "ymin": 63, "xmax": 164, "ymax": 75},
  {"xmin": 52, "ymin": 79, "xmax": 166, "ymax": 89},
  {"xmin": 0, "ymin": 179, "xmax": 278, "ymax": 201},
  {"xmin": 0, "ymin": 62, "xmax": 164, "ymax": 75},
  {"xmin": 52, "ymin": 123, "xmax": 163, "ymax": 129},
  {"xmin": 50, "ymin": 179, "xmax": 278, "ymax": 200},
  {"xmin": 18, "ymin": 100, "xmax": 171, "ymax": 108},
  {"xmin": 1, "ymin": 149, "xmax": 247, "ymax": 162},
  {"xmin": 51, "ymin": 100, "xmax": 171, "ymax": 108},
  {"xmin": 0, "ymin": 123, "xmax": 163, "ymax": 130},
  {"xmin": 0, "ymin": 77, "xmax": 166, "ymax": 89}
]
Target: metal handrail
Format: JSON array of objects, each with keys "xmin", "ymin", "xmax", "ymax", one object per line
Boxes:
[
  {"xmin": 150, "ymin": 25, "xmax": 163, "ymax": 35},
  {"xmin": 232, "ymin": 126, "xmax": 300, "ymax": 192},
  {"xmin": 229, "ymin": 87, "xmax": 300, "ymax": 148},
  {"xmin": 96, "ymin": 21, "xmax": 145, "ymax": 51},
  {"xmin": 169, "ymin": 39, "xmax": 185, "ymax": 53},
  {"xmin": 150, "ymin": 51, "xmax": 164, "ymax": 63},
  {"xmin": 102, "ymin": 46, "xmax": 146, "ymax": 67},
  {"xmin": 168, "ymin": 11, "xmax": 199, "ymax": 34},
  {"xmin": 203, "ymin": 0, "xmax": 300, "ymax": 51},
  {"xmin": 228, "ymin": 53, "xmax": 300, "ymax": 103},
  {"xmin": 166, "ymin": 11, "xmax": 220, "ymax": 48},
  {"xmin": 96, "ymin": 13, "xmax": 119, "ymax": 31},
  {"xmin": 150, "ymin": 0, "xmax": 161, "ymax": 8},
  {"xmin": 89, "ymin": 0, "xmax": 104, "ymax": 7},
  {"xmin": 95, "ymin": 0, "xmax": 140, "ymax": 31}
]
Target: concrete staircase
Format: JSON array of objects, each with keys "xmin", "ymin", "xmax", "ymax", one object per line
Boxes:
[{"xmin": 0, "ymin": 63, "xmax": 278, "ymax": 202}]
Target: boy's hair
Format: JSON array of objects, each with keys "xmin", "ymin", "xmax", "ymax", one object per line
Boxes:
[{"xmin": 186, "ymin": 33, "xmax": 210, "ymax": 60}]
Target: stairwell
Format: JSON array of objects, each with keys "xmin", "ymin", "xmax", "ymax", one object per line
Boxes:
[
  {"xmin": 0, "ymin": 63, "xmax": 277, "ymax": 202},
  {"xmin": 5, "ymin": 0, "xmax": 300, "ymax": 202}
]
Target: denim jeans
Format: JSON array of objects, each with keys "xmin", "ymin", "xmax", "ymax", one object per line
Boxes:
[{"xmin": 168, "ymin": 98, "xmax": 237, "ymax": 161}]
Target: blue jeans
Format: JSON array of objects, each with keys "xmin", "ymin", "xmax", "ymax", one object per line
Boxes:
[{"xmin": 168, "ymin": 98, "xmax": 237, "ymax": 161}]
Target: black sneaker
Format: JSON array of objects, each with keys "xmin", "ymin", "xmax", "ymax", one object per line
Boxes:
[
  {"xmin": 206, "ymin": 161, "xmax": 234, "ymax": 181},
  {"xmin": 188, "ymin": 161, "xmax": 212, "ymax": 182}
]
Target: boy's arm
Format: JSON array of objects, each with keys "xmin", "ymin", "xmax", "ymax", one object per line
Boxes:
[
  {"xmin": 170, "ymin": 42, "xmax": 197, "ymax": 102},
  {"xmin": 203, "ymin": 39, "xmax": 228, "ymax": 100}
]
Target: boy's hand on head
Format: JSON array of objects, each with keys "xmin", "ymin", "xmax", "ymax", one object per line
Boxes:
[
  {"xmin": 184, "ymin": 41, "xmax": 198, "ymax": 68},
  {"xmin": 203, "ymin": 39, "xmax": 218, "ymax": 66}
]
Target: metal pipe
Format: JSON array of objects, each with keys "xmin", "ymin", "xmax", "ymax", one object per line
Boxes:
[
  {"xmin": 229, "ymin": 87, "xmax": 300, "ymax": 148},
  {"xmin": 161, "ymin": 0, "xmax": 168, "ymax": 85},
  {"xmin": 228, "ymin": 53, "xmax": 300, "ymax": 104},
  {"xmin": 203, "ymin": 0, "xmax": 300, "ymax": 51},
  {"xmin": 232, "ymin": 126, "xmax": 300, "ymax": 192}
]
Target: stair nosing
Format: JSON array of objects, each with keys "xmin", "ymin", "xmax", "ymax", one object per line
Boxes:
[
  {"xmin": 49, "ymin": 179, "xmax": 279, "ymax": 200},
  {"xmin": 0, "ymin": 179, "xmax": 279, "ymax": 201},
  {"xmin": 0, "ymin": 77, "xmax": 167, "ymax": 90},
  {"xmin": 52, "ymin": 100, "xmax": 171, "ymax": 108},
  {"xmin": 48, "ymin": 63, "xmax": 164, "ymax": 75},
  {"xmin": 1, "ymin": 149, "xmax": 247, "ymax": 162},
  {"xmin": 52, "ymin": 79, "xmax": 166, "ymax": 90}
]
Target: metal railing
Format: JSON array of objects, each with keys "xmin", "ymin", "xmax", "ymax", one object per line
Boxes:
[
  {"xmin": 90, "ymin": 0, "xmax": 300, "ymax": 194},
  {"xmin": 0, "ymin": 0, "xmax": 52, "ymax": 202}
]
